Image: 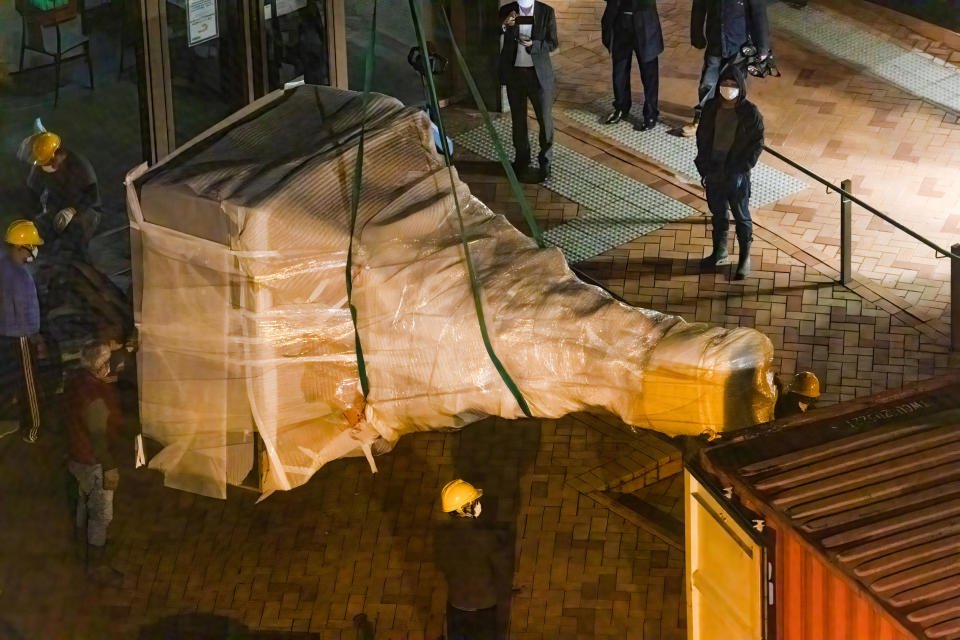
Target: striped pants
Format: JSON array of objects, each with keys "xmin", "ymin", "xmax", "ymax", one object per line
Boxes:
[{"xmin": 0, "ymin": 336, "xmax": 41, "ymax": 441}]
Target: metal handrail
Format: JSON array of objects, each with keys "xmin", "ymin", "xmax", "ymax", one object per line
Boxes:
[{"xmin": 762, "ymin": 145, "xmax": 960, "ymax": 261}]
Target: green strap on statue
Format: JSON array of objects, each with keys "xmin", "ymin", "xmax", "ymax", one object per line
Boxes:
[
  {"xmin": 345, "ymin": 0, "xmax": 378, "ymax": 399},
  {"xmin": 408, "ymin": 0, "xmax": 533, "ymax": 418},
  {"xmin": 435, "ymin": 2, "xmax": 545, "ymax": 249}
]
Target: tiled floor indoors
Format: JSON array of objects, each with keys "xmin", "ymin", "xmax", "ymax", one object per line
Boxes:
[{"xmin": 1, "ymin": 0, "xmax": 960, "ymax": 638}]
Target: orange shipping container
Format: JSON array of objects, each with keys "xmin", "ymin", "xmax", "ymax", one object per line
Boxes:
[{"xmin": 689, "ymin": 376, "xmax": 960, "ymax": 640}]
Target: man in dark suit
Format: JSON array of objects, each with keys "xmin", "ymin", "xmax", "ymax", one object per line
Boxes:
[
  {"xmin": 601, "ymin": 0, "xmax": 664, "ymax": 130},
  {"xmin": 498, "ymin": 0, "xmax": 559, "ymax": 182}
]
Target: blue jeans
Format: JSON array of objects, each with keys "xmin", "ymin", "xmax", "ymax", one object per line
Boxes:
[{"xmin": 705, "ymin": 172, "xmax": 752, "ymax": 242}]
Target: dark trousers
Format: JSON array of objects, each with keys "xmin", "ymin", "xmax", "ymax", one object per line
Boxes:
[
  {"xmin": 705, "ymin": 171, "xmax": 753, "ymax": 244},
  {"xmin": 611, "ymin": 21, "xmax": 659, "ymax": 121},
  {"xmin": 0, "ymin": 336, "xmax": 42, "ymax": 440},
  {"xmin": 446, "ymin": 604, "xmax": 497, "ymax": 640},
  {"xmin": 505, "ymin": 67, "xmax": 553, "ymax": 167}
]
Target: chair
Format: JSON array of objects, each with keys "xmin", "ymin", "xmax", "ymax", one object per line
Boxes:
[
  {"xmin": 115, "ymin": 0, "xmax": 138, "ymax": 79},
  {"xmin": 15, "ymin": 0, "xmax": 94, "ymax": 107}
]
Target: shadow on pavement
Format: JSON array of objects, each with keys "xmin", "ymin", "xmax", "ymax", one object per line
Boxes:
[{"xmin": 138, "ymin": 612, "xmax": 377, "ymax": 639}]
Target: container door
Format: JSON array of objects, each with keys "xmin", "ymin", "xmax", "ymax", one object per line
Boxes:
[{"xmin": 685, "ymin": 470, "xmax": 765, "ymax": 640}]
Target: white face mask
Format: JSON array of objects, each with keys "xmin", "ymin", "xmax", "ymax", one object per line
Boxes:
[
  {"xmin": 473, "ymin": 501, "xmax": 482, "ymax": 517},
  {"xmin": 719, "ymin": 86, "xmax": 740, "ymax": 101},
  {"xmin": 518, "ymin": 0, "xmax": 534, "ymax": 10},
  {"xmin": 40, "ymin": 164, "xmax": 56, "ymax": 173},
  {"xmin": 23, "ymin": 247, "xmax": 38, "ymax": 263}
]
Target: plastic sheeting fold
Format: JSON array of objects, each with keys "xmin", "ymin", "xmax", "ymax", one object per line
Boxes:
[{"xmin": 126, "ymin": 85, "xmax": 776, "ymax": 499}]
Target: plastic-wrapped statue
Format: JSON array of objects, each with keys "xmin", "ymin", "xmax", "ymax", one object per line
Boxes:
[{"xmin": 126, "ymin": 85, "xmax": 776, "ymax": 499}]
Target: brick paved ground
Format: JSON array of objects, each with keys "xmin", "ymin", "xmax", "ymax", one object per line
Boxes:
[
  {"xmin": 549, "ymin": 0, "xmax": 960, "ymax": 328},
  {"xmin": 0, "ymin": 413, "xmax": 684, "ymax": 639}
]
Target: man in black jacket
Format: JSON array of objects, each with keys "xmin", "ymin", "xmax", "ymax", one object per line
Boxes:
[
  {"xmin": 695, "ymin": 66, "xmax": 763, "ymax": 280},
  {"xmin": 683, "ymin": 0, "xmax": 769, "ymax": 137},
  {"xmin": 498, "ymin": 0, "xmax": 559, "ymax": 182},
  {"xmin": 434, "ymin": 479, "xmax": 512, "ymax": 640},
  {"xmin": 601, "ymin": 0, "xmax": 663, "ymax": 130}
]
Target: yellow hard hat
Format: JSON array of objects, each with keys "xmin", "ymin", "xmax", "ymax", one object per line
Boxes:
[
  {"xmin": 441, "ymin": 479, "xmax": 482, "ymax": 513},
  {"xmin": 789, "ymin": 370, "xmax": 820, "ymax": 399},
  {"xmin": 30, "ymin": 131, "xmax": 61, "ymax": 166},
  {"xmin": 5, "ymin": 220, "xmax": 44, "ymax": 246}
]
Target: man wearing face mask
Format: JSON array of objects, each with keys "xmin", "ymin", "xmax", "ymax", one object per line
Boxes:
[
  {"xmin": 683, "ymin": 0, "xmax": 769, "ymax": 137},
  {"xmin": 21, "ymin": 128, "xmax": 101, "ymax": 248},
  {"xmin": 65, "ymin": 340, "xmax": 125, "ymax": 587},
  {"xmin": 695, "ymin": 66, "xmax": 763, "ymax": 280},
  {"xmin": 434, "ymin": 479, "xmax": 512, "ymax": 639},
  {"xmin": 498, "ymin": 0, "xmax": 559, "ymax": 182},
  {"xmin": 0, "ymin": 220, "xmax": 45, "ymax": 443}
]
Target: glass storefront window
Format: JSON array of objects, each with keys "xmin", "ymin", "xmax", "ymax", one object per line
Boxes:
[
  {"xmin": 263, "ymin": 0, "xmax": 329, "ymax": 90},
  {"xmin": 345, "ymin": 0, "xmax": 454, "ymax": 107},
  {"xmin": 165, "ymin": 0, "xmax": 249, "ymax": 146}
]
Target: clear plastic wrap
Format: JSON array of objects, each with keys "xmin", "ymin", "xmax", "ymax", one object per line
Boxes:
[{"xmin": 126, "ymin": 85, "xmax": 776, "ymax": 499}]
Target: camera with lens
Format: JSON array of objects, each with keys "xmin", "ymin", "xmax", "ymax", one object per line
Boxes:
[
  {"xmin": 407, "ymin": 42, "xmax": 449, "ymax": 77},
  {"xmin": 740, "ymin": 44, "xmax": 781, "ymax": 79}
]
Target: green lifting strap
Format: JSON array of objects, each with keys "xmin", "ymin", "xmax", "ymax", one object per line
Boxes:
[
  {"xmin": 346, "ymin": 0, "xmax": 378, "ymax": 399},
  {"xmin": 436, "ymin": 2, "xmax": 545, "ymax": 248},
  {"xmin": 408, "ymin": 0, "xmax": 533, "ymax": 418}
]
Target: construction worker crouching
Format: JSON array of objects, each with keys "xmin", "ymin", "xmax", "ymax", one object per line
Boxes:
[
  {"xmin": 774, "ymin": 370, "xmax": 820, "ymax": 419},
  {"xmin": 434, "ymin": 479, "xmax": 512, "ymax": 640},
  {"xmin": 0, "ymin": 220, "xmax": 46, "ymax": 443},
  {"xmin": 21, "ymin": 125, "xmax": 101, "ymax": 250}
]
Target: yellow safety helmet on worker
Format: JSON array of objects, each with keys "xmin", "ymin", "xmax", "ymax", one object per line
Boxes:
[
  {"xmin": 5, "ymin": 220, "xmax": 43, "ymax": 264},
  {"xmin": 29, "ymin": 131, "xmax": 61, "ymax": 167},
  {"xmin": 441, "ymin": 479, "xmax": 483, "ymax": 517},
  {"xmin": 788, "ymin": 370, "xmax": 820, "ymax": 400},
  {"xmin": 16, "ymin": 118, "xmax": 62, "ymax": 169},
  {"xmin": 5, "ymin": 220, "xmax": 44, "ymax": 247}
]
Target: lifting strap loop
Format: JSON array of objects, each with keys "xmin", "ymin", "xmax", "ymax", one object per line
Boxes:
[{"xmin": 346, "ymin": 0, "xmax": 378, "ymax": 399}]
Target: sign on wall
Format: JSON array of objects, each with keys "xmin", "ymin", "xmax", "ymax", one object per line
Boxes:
[{"xmin": 187, "ymin": 0, "xmax": 218, "ymax": 46}]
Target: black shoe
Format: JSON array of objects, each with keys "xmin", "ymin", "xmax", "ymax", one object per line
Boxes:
[
  {"xmin": 511, "ymin": 160, "xmax": 529, "ymax": 177},
  {"xmin": 604, "ymin": 109, "xmax": 624, "ymax": 125},
  {"xmin": 538, "ymin": 163, "xmax": 551, "ymax": 182},
  {"xmin": 638, "ymin": 118, "xmax": 658, "ymax": 132}
]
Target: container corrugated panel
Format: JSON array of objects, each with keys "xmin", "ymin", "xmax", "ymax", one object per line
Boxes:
[
  {"xmin": 778, "ymin": 527, "xmax": 914, "ymax": 640},
  {"xmin": 703, "ymin": 384, "xmax": 960, "ymax": 640}
]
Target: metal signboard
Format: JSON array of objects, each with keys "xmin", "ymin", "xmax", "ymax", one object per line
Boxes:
[{"xmin": 187, "ymin": 0, "xmax": 218, "ymax": 46}]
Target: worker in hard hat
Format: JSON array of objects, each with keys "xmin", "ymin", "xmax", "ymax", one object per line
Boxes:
[
  {"xmin": 434, "ymin": 479, "xmax": 513, "ymax": 639},
  {"xmin": 0, "ymin": 220, "xmax": 46, "ymax": 443},
  {"xmin": 774, "ymin": 370, "xmax": 820, "ymax": 419},
  {"xmin": 20, "ymin": 126, "xmax": 101, "ymax": 248}
]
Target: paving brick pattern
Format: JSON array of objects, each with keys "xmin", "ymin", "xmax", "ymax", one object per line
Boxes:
[
  {"xmin": 0, "ymin": 412, "xmax": 686, "ymax": 639},
  {"xmin": 548, "ymin": 0, "xmax": 960, "ymax": 328},
  {"xmin": 4, "ymin": 2, "xmax": 960, "ymax": 638}
]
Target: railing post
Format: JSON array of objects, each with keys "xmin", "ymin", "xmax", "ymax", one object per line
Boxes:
[
  {"xmin": 952, "ymin": 243, "xmax": 960, "ymax": 352},
  {"xmin": 840, "ymin": 179, "xmax": 852, "ymax": 285}
]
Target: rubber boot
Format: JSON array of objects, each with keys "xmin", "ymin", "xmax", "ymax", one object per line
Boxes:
[
  {"xmin": 734, "ymin": 231, "xmax": 752, "ymax": 280},
  {"xmin": 701, "ymin": 228, "xmax": 729, "ymax": 268},
  {"xmin": 87, "ymin": 544, "xmax": 123, "ymax": 587}
]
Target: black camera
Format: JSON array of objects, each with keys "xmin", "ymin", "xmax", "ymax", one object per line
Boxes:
[
  {"xmin": 407, "ymin": 43, "xmax": 449, "ymax": 77},
  {"xmin": 740, "ymin": 44, "xmax": 781, "ymax": 79}
]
